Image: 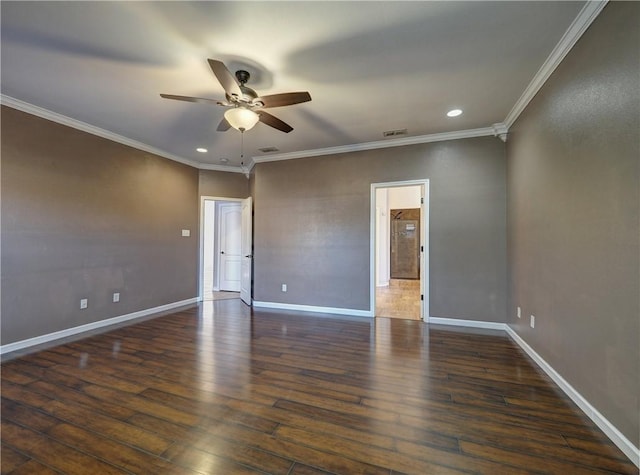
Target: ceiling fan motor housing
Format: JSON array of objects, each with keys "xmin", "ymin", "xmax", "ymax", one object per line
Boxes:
[{"xmin": 235, "ymin": 70, "xmax": 251, "ymax": 85}]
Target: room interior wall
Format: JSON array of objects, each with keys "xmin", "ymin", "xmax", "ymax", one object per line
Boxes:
[
  {"xmin": 253, "ymin": 136, "xmax": 507, "ymax": 322},
  {"xmin": 1, "ymin": 106, "xmax": 200, "ymax": 345},
  {"xmin": 506, "ymin": 1, "xmax": 639, "ymax": 447},
  {"xmin": 198, "ymin": 169, "xmax": 249, "ymax": 199}
]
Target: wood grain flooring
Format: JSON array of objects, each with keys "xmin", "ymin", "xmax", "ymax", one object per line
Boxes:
[{"xmin": 1, "ymin": 300, "xmax": 636, "ymax": 474}]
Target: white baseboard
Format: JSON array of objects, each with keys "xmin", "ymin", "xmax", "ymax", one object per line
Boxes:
[
  {"xmin": 253, "ymin": 301, "xmax": 374, "ymax": 318},
  {"xmin": 0, "ymin": 297, "xmax": 199, "ymax": 355},
  {"xmin": 429, "ymin": 316, "xmax": 507, "ymax": 331},
  {"xmin": 505, "ymin": 326, "xmax": 640, "ymax": 468}
]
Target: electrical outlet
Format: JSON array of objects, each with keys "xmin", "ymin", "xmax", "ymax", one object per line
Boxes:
[
  {"xmin": 517, "ymin": 306, "xmax": 521, "ymax": 319},
  {"xmin": 113, "ymin": 292, "xmax": 120, "ymax": 303},
  {"xmin": 530, "ymin": 315, "xmax": 535, "ymax": 328},
  {"xmin": 281, "ymin": 284, "xmax": 287, "ymax": 292},
  {"xmin": 80, "ymin": 298, "xmax": 88, "ymax": 310}
]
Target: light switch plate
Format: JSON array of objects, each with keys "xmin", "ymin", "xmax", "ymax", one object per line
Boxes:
[{"xmin": 181, "ymin": 229, "xmax": 190, "ymax": 237}]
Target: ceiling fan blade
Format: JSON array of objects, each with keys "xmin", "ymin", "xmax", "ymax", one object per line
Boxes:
[
  {"xmin": 160, "ymin": 94, "xmax": 225, "ymax": 105},
  {"xmin": 217, "ymin": 117, "xmax": 231, "ymax": 132},
  {"xmin": 208, "ymin": 59, "xmax": 242, "ymax": 98},
  {"xmin": 257, "ymin": 111, "xmax": 293, "ymax": 133},
  {"xmin": 256, "ymin": 92, "xmax": 311, "ymax": 108}
]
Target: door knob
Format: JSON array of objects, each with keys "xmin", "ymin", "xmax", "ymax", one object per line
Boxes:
[{"xmin": 221, "ymin": 251, "xmax": 225, "ymax": 254}]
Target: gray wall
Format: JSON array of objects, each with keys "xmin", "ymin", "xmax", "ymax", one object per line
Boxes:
[
  {"xmin": 507, "ymin": 2, "xmax": 639, "ymax": 446},
  {"xmin": 199, "ymin": 169, "xmax": 249, "ymax": 199},
  {"xmin": 1, "ymin": 106, "xmax": 200, "ymax": 345},
  {"xmin": 253, "ymin": 137, "xmax": 507, "ymax": 322}
]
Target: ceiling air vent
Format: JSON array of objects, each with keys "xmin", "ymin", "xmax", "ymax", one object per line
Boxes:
[
  {"xmin": 383, "ymin": 129, "xmax": 407, "ymax": 138},
  {"xmin": 258, "ymin": 146, "xmax": 279, "ymax": 153}
]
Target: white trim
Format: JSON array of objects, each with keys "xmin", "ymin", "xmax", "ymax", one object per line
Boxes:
[
  {"xmin": 429, "ymin": 317, "xmax": 507, "ymax": 331},
  {"xmin": 199, "ymin": 162, "xmax": 246, "ymax": 174},
  {"xmin": 253, "ymin": 301, "xmax": 373, "ymax": 318},
  {"xmin": 503, "ymin": 1, "xmax": 608, "ymax": 128},
  {"xmin": 505, "ymin": 326, "xmax": 640, "ymax": 468},
  {"xmin": 371, "ymin": 180, "xmax": 430, "ymax": 322},
  {"xmin": 0, "ymin": 298, "xmax": 198, "ymax": 356},
  {"xmin": 252, "ymin": 127, "xmax": 503, "ymax": 164}
]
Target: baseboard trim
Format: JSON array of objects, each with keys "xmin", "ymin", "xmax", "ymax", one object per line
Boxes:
[
  {"xmin": 429, "ymin": 316, "xmax": 507, "ymax": 331},
  {"xmin": 505, "ymin": 326, "xmax": 640, "ymax": 468},
  {"xmin": 0, "ymin": 298, "xmax": 199, "ymax": 355},
  {"xmin": 253, "ymin": 301, "xmax": 373, "ymax": 318}
]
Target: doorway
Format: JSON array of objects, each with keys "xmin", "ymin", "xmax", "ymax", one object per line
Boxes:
[
  {"xmin": 200, "ymin": 197, "xmax": 253, "ymax": 304},
  {"xmin": 371, "ymin": 181, "xmax": 429, "ymax": 321}
]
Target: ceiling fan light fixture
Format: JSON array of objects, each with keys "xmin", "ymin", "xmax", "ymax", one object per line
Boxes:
[{"xmin": 224, "ymin": 107, "xmax": 259, "ymax": 132}]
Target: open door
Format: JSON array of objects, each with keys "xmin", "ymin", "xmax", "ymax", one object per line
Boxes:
[
  {"xmin": 240, "ymin": 197, "xmax": 253, "ymax": 306},
  {"xmin": 218, "ymin": 202, "xmax": 242, "ymax": 291}
]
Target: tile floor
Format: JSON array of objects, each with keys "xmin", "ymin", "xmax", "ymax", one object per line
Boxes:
[{"xmin": 375, "ymin": 278, "xmax": 421, "ymax": 320}]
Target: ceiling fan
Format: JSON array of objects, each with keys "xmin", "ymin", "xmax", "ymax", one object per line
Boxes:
[{"xmin": 160, "ymin": 59, "xmax": 311, "ymax": 133}]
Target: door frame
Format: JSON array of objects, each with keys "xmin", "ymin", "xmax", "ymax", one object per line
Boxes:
[
  {"xmin": 370, "ymin": 180, "xmax": 430, "ymax": 321},
  {"xmin": 199, "ymin": 196, "xmax": 245, "ymax": 301}
]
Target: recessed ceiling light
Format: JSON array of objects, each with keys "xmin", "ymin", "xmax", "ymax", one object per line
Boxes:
[
  {"xmin": 447, "ymin": 109, "xmax": 463, "ymax": 117},
  {"xmin": 196, "ymin": 147, "xmax": 208, "ymax": 153}
]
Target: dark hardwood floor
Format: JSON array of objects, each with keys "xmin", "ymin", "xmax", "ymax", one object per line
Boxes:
[{"xmin": 1, "ymin": 300, "xmax": 636, "ymax": 474}]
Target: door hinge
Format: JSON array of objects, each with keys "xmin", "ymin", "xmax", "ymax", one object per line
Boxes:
[
  {"xmin": 421, "ymin": 197, "xmax": 424, "ymax": 204},
  {"xmin": 421, "ymin": 294, "xmax": 424, "ymax": 301},
  {"xmin": 421, "ymin": 246, "xmax": 424, "ymax": 252}
]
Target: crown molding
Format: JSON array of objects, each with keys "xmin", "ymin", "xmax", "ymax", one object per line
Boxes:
[
  {"xmin": 0, "ymin": 95, "xmax": 505, "ymax": 170},
  {"xmin": 252, "ymin": 125, "xmax": 505, "ymax": 164},
  {"xmin": 504, "ymin": 0, "xmax": 608, "ymax": 128},
  {"xmin": 197, "ymin": 162, "xmax": 245, "ymax": 173},
  {"xmin": 1, "ymin": 94, "xmax": 204, "ymax": 169}
]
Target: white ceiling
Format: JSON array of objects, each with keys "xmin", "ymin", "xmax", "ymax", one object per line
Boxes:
[{"xmin": 1, "ymin": 1, "xmax": 591, "ymax": 171}]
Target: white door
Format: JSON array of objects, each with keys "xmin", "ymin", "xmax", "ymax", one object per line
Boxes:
[
  {"xmin": 218, "ymin": 203, "xmax": 242, "ymax": 291},
  {"xmin": 240, "ymin": 197, "xmax": 253, "ymax": 305}
]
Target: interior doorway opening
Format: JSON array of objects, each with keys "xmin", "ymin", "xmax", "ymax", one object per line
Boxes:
[
  {"xmin": 201, "ymin": 198, "xmax": 242, "ymax": 302},
  {"xmin": 371, "ymin": 181, "xmax": 429, "ymax": 321}
]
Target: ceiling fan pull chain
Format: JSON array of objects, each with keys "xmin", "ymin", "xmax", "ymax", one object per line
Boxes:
[
  {"xmin": 240, "ymin": 131, "xmax": 250, "ymax": 179},
  {"xmin": 241, "ymin": 130, "xmax": 244, "ymax": 162}
]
